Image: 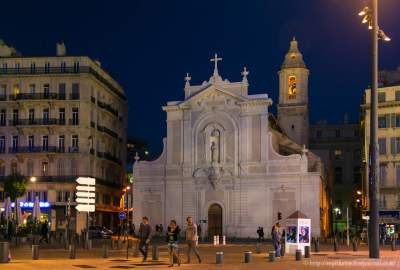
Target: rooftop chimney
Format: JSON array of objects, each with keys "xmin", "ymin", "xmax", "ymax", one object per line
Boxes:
[{"xmin": 56, "ymin": 42, "xmax": 66, "ymax": 56}]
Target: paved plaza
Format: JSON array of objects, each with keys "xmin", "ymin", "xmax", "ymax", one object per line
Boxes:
[{"xmin": 1, "ymin": 242, "xmax": 400, "ymax": 270}]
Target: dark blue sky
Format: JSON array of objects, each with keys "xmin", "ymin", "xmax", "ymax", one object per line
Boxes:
[{"xmin": 1, "ymin": 0, "xmax": 399, "ymax": 156}]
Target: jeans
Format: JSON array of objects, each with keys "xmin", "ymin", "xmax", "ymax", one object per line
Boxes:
[
  {"xmin": 168, "ymin": 241, "xmax": 180, "ymax": 265},
  {"xmin": 139, "ymin": 240, "xmax": 149, "ymax": 260},
  {"xmin": 187, "ymin": 240, "xmax": 201, "ymax": 263},
  {"xmin": 275, "ymin": 242, "xmax": 281, "ymax": 257}
]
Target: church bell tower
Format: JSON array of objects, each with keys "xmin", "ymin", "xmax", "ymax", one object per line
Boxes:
[{"xmin": 277, "ymin": 37, "xmax": 309, "ymax": 147}]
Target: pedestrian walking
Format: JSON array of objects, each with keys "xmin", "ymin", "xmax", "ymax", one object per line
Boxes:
[
  {"xmin": 260, "ymin": 227, "xmax": 265, "ymax": 241},
  {"xmin": 138, "ymin": 216, "xmax": 152, "ymax": 262},
  {"xmin": 39, "ymin": 221, "xmax": 49, "ymax": 244},
  {"xmin": 166, "ymin": 220, "xmax": 181, "ymax": 267},
  {"xmin": 257, "ymin": 227, "xmax": 261, "ymax": 241},
  {"xmin": 185, "ymin": 216, "xmax": 201, "ymax": 264},
  {"xmin": 271, "ymin": 223, "xmax": 281, "ymax": 258}
]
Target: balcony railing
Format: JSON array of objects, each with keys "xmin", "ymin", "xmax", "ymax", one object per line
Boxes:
[
  {"xmin": 97, "ymin": 124, "xmax": 118, "ymax": 139},
  {"xmin": 97, "ymin": 151, "xmax": 121, "ymax": 164},
  {"xmin": 91, "ymin": 96, "xmax": 96, "ymax": 104},
  {"xmin": 9, "ymin": 118, "xmax": 60, "ymax": 126},
  {"xmin": 0, "ymin": 66, "xmax": 126, "ymax": 101},
  {"xmin": 0, "ymin": 95, "xmax": 7, "ymax": 101},
  {"xmin": 70, "ymin": 93, "xmax": 80, "ymax": 100},
  {"xmin": 97, "ymin": 100, "xmax": 118, "ymax": 117},
  {"xmin": 0, "ymin": 175, "xmax": 122, "ymax": 188},
  {"xmin": 7, "ymin": 146, "xmax": 80, "ymax": 154},
  {"xmin": 8, "ymin": 93, "xmax": 65, "ymax": 101},
  {"xmin": 68, "ymin": 119, "xmax": 79, "ymax": 126}
]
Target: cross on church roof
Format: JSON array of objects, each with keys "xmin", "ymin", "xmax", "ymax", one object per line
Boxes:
[
  {"xmin": 241, "ymin": 66, "xmax": 249, "ymax": 82},
  {"xmin": 210, "ymin": 53, "xmax": 222, "ymax": 76}
]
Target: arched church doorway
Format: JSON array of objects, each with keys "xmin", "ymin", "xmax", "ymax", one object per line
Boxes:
[{"xmin": 208, "ymin": 203, "xmax": 222, "ymax": 237}]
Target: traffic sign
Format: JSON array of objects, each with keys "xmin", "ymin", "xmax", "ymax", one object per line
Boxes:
[
  {"xmin": 76, "ymin": 186, "xmax": 95, "ymax": 192},
  {"xmin": 76, "ymin": 204, "xmax": 95, "ymax": 212},
  {"xmin": 75, "ymin": 177, "xmax": 96, "ymax": 213},
  {"xmin": 76, "ymin": 198, "xmax": 95, "ymax": 204},
  {"xmin": 119, "ymin": 212, "xmax": 126, "ymax": 220},
  {"xmin": 76, "ymin": 192, "xmax": 95, "ymax": 198},
  {"xmin": 76, "ymin": 177, "xmax": 96, "ymax": 185}
]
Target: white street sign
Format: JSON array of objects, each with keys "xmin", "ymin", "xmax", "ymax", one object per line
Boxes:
[
  {"xmin": 76, "ymin": 192, "xmax": 96, "ymax": 198},
  {"xmin": 75, "ymin": 177, "xmax": 96, "ymax": 213},
  {"xmin": 76, "ymin": 198, "xmax": 95, "ymax": 204},
  {"xmin": 76, "ymin": 177, "xmax": 96, "ymax": 186},
  {"xmin": 76, "ymin": 186, "xmax": 96, "ymax": 192},
  {"xmin": 76, "ymin": 204, "xmax": 95, "ymax": 212}
]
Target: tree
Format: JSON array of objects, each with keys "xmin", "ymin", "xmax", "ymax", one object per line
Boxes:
[{"xmin": 4, "ymin": 172, "xmax": 28, "ymax": 201}]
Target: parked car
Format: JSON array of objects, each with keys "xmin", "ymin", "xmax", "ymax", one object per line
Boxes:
[{"xmin": 88, "ymin": 226, "xmax": 113, "ymax": 239}]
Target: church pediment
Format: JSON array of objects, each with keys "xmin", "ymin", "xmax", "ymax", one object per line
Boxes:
[{"xmin": 179, "ymin": 85, "xmax": 248, "ymax": 107}]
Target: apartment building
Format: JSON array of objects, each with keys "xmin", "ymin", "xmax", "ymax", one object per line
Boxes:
[{"xmin": 0, "ymin": 41, "xmax": 127, "ymax": 232}]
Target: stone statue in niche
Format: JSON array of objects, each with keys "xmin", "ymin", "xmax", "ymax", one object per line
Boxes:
[{"xmin": 210, "ymin": 129, "xmax": 220, "ymax": 164}]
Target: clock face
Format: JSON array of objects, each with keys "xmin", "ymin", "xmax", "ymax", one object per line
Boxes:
[{"xmin": 288, "ymin": 75, "xmax": 297, "ymax": 98}]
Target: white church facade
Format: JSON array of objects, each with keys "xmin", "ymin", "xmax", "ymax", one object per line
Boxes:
[{"xmin": 132, "ymin": 39, "xmax": 329, "ymax": 238}]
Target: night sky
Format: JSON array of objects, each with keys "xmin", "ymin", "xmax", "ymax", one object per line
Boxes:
[{"xmin": 1, "ymin": 0, "xmax": 399, "ymax": 157}]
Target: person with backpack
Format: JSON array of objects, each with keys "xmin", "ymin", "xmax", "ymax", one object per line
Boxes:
[{"xmin": 166, "ymin": 220, "xmax": 181, "ymax": 267}]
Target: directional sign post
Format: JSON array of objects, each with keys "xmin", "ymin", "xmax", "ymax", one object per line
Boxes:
[{"xmin": 75, "ymin": 177, "xmax": 96, "ymax": 249}]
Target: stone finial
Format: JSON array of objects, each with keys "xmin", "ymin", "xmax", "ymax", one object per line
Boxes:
[
  {"xmin": 241, "ymin": 66, "xmax": 249, "ymax": 83},
  {"xmin": 301, "ymin": 144, "xmax": 308, "ymax": 156},
  {"xmin": 134, "ymin": 152, "xmax": 140, "ymax": 162},
  {"xmin": 184, "ymin": 72, "xmax": 191, "ymax": 88}
]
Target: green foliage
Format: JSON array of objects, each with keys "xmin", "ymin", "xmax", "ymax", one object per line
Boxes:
[{"xmin": 3, "ymin": 173, "xmax": 28, "ymax": 201}]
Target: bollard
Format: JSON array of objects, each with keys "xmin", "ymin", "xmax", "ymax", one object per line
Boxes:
[
  {"xmin": 222, "ymin": 235, "xmax": 226, "ymax": 245},
  {"xmin": 295, "ymin": 249, "xmax": 302, "ymax": 261},
  {"xmin": 352, "ymin": 239, "xmax": 358, "ymax": 251},
  {"xmin": 304, "ymin": 246, "xmax": 310, "ymax": 258},
  {"xmin": 32, "ymin": 245, "xmax": 39, "ymax": 260},
  {"xmin": 86, "ymin": 239, "xmax": 92, "ymax": 250},
  {"xmin": 268, "ymin": 251, "xmax": 275, "ymax": 262},
  {"xmin": 333, "ymin": 238, "xmax": 338, "ymax": 252},
  {"xmin": 102, "ymin": 243, "xmax": 108, "ymax": 258},
  {"xmin": 216, "ymin": 235, "xmax": 220, "ymax": 245},
  {"xmin": 314, "ymin": 237, "xmax": 320, "ymax": 252},
  {"xmin": 216, "ymin": 251, "xmax": 223, "ymax": 264},
  {"xmin": 256, "ymin": 243, "xmax": 261, "ymax": 254},
  {"xmin": 213, "ymin": 235, "xmax": 217, "ymax": 246},
  {"xmin": 244, "ymin": 251, "xmax": 252, "ymax": 263},
  {"xmin": 0, "ymin": 242, "xmax": 10, "ymax": 263},
  {"xmin": 152, "ymin": 245, "xmax": 159, "ymax": 261},
  {"xmin": 69, "ymin": 245, "xmax": 76, "ymax": 259}
]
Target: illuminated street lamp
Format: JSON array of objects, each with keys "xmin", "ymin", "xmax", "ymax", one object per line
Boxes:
[
  {"xmin": 358, "ymin": 0, "xmax": 391, "ymax": 259},
  {"xmin": 30, "ymin": 176, "xmax": 36, "ymax": 183}
]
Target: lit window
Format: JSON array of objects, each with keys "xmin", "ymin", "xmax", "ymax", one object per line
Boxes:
[
  {"xmin": 334, "ymin": 149, "xmax": 342, "ymax": 159},
  {"xmin": 288, "ymin": 75, "xmax": 297, "ymax": 99}
]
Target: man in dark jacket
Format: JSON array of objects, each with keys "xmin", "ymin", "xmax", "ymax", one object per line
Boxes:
[{"xmin": 138, "ymin": 216, "xmax": 152, "ymax": 262}]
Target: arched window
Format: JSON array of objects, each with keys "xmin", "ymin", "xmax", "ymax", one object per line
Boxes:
[{"xmin": 27, "ymin": 159, "xmax": 34, "ymax": 176}]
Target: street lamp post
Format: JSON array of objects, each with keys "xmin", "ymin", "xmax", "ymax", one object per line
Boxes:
[
  {"xmin": 359, "ymin": 0, "xmax": 391, "ymax": 259},
  {"xmin": 369, "ymin": 0, "xmax": 380, "ymax": 258}
]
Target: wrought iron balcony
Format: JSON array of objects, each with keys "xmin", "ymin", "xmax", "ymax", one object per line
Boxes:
[
  {"xmin": 8, "ymin": 146, "xmax": 60, "ymax": 153},
  {"xmin": 8, "ymin": 118, "xmax": 60, "ymax": 126},
  {"xmin": 8, "ymin": 93, "xmax": 65, "ymax": 101},
  {"xmin": 70, "ymin": 93, "xmax": 80, "ymax": 100},
  {"xmin": 68, "ymin": 119, "xmax": 79, "ymax": 126},
  {"xmin": 97, "ymin": 124, "xmax": 118, "ymax": 139},
  {"xmin": 97, "ymin": 100, "xmax": 118, "ymax": 117},
  {"xmin": 0, "ymin": 66, "xmax": 126, "ymax": 101}
]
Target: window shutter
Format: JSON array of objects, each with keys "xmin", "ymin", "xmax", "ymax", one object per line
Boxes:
[
  {"xmin": 386, "ymin": 114, "xmax": 391, "ymax": 128},
  {"xmin": 391, "ymin": 137, "xmax": 396, "ymax": 155},
  {"xmin": 391, "ymin": 114, "xmax": 396, "ymax": 128}
]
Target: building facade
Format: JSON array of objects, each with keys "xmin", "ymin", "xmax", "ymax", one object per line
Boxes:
[
  {"xmin": 133, "ymin": 43, "xmax": 329, "ymax": 238},
  {"xmin": 0, "ymin": 41, "xmax": 127, "ymax": 233},
  {"xmin": 362, "ymin": 79, "xmax": 400, "ymax": 228},
  {"xmin": 309, "ymin": 121, "xmax": 362, "ymax": 231}
]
